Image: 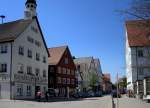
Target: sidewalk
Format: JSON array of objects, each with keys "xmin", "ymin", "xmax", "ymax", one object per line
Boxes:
[{"xmin": 113, "ymin": 95, "xmax": 150, "ymax": 108}]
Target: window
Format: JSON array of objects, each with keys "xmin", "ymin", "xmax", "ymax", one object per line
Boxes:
[
  {"xmin": 43, "ymin": 56, "xmax": 46, "ymax": 63},
  {"xmin": 36, "ymin": 53, "xmax": 40, "ymax": 61},
  {"xmin": 31, "ymin": 5, "xmax": 33, "ymax": 8},
  {"xmin": 18, "ymin": 64, "xmax": 24, "ymax": 73},
  {"xmin": 62, "ymin": 78, "xmax": 66, "ymax": 84},
  {"xmin": 49, "ymin": 67, "xmax": 55, "ymax": 73},
  {"xmin": 67, "ymin": 69, "xmax": 70, "ymax": 75},
  {"xmin": 138, "ymin": 50, "xmax": 143, "ymax": 57},
  {"xmin": 35, "ymin": 68, "xmax": 40, "ymax": 76},
  {"xmin": 58, "ymin": 67, "xmax": 61, "ymax": 73},
  {"xmin": 49, "ymin": 77, "xmax": 53, "ymax": 84},
  {"xmin": 16, "ymin": 85, "xmax": 23, "ymax": 96},
  {"xmin": 62, "ymin": 68, "xmax": 66, "ymax": 74},
  {"xmin": 31, "ymin": 26, "xmax": 38, "ymax": 33},
  {"xmin": 43, "ymin": 70, "xmax": 46, "ymax": 78},
  {"xmin": 27, "ymin": 36, "xmax": 34, "ymax": 43},
  {"xmin": 71, "ymin": 70, "xmax": 75, "ymax": 75},
  {"xmin": 35, "ymin": 40, "xmax": 41, "ymax": 47},
  {"xmin": 27, "ymin": 66, "xmax": 32, "ymax": 75},
  {"xmin": 27, "ymin": 4, "xmax": 29, "ymax": 8},
  {"xmin": 18, "ymin": 46, "xmax": 24, "ymax": 55},
  {"xmin": 26, "ymin": 85, "xmax": 32, "ymax": 96},
  {"xmin": 77, "ymin": 65, "xmax": 80, "ymax": 71},
  {"xmin": 28, "ymin": 49, "xmax": 32, "ymax": 58},
  {"xmin": 71, "ymin": 79, "xmax": 75, "ymax": 85},
  {"xmin": 1, "ymin": 45, "xmax": 7, "ymax": 53},
  {"xmin": 0, "ymin": 64, "xmax": 7, "ymax": 73},
  {"xmin": 138, "ymin": 68, "xmax": 144, "ymax": 76},
  {"xmin": 67, "ymin": 78, "xmax": 70, "ymax": 84},
  {"xmin": 43, "ymin": 87, "xmax": 46, "ymax": 94},
  {"xmin": 64, "ymin": 58, "xmax": 68, "ymax": 64},
  {"xmin": 57, "ymin": 77, "xmax": 61, "ymax": 84}
]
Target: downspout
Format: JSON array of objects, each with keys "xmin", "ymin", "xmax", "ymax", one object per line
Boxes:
[
  {"xmin": 135, "ymin": 47, "xmax": 139, "ymax": 95},
  {"xmin": 10, "ymin": 42, "xmax": 13, "ymax": 99}
]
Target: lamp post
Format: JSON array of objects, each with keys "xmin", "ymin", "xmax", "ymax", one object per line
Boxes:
[{"xmin": 116, "ymin": 71, "xmax": 119, "ymax": 108}]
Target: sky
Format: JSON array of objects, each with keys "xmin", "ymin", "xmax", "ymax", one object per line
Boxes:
[{"xmin": 0, "ymin": 0, "xmax": 131, "ymax": 83}]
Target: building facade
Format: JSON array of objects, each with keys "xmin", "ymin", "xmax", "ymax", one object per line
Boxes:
[
  {"xmin": 125, "ymin": 20, "xmax": 150, "ymax": 94},
  {"xmin": 0, "ymin": 0, "xmax": 49, "ymax": 99},
  {"xmin": 102, "ymin": 73, "xmax": 112, "ymax": 94},
  {"xmin": 74, "ymin": 57, "xmax": 103, "ymax": 92},
  {"xmin": 48, "ymin": 46, "xmax": 76, "ymax": 97}
]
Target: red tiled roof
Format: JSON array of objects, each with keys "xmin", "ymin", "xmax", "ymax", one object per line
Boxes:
[
  {"xmin": 0, "ymin": 19, "xmax": 32, "ymax": 42},
  {"xmin": 126, "ymin": 20, "xmax": 150, "ymax": 47},
  {"xmin": 48, "ymin": 46, "xmax": 67, "ymax": 65}
]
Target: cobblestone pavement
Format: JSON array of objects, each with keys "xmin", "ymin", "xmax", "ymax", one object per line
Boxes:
[{"xmin": 0, "ymin": 96, "xmax": 112, "ymax": 108}]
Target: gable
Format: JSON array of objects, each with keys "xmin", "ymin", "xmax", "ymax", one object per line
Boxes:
[
  {"xmin": 23, "ymin": 17, "xmax": 49, "ymax": 56},
  {"xmin": 48, "ymin": 46, "xmax": 66, "ymax": 65},
  {"xmin": 58, "ymin": 47, "xmax": 76, "ymax": 69}
]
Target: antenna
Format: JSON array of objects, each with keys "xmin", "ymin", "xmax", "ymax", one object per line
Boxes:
[{"xmin": 0, "ymin": 15, "xmax": 6, "ymax": 24}]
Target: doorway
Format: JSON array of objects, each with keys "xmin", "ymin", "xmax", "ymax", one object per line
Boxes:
[{"xmin": 35, "ymin": 86, "xmax": 40, "ymax": 97}]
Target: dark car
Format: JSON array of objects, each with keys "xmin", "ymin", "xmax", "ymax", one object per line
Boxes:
[
  {"xmin": 48, "ymin": 88, "xmax": 56, "ymax": 97},
  {"xmin": 87, "ymin": 90, "xmax": 95, "ymax": 97},
  {"xmin": 94, "ymin": 91, "xmax": 102, "ymax": 97},
  {"xmin": 112, "ymin": 90, "xmax": 121, "ymax": 98}
]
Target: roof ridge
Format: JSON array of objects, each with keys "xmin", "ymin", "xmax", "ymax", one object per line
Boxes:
[
  {"xmin": 48, "ymin": 45, "xmax": 68, "ymax": 49},
  {"xmin": 0, "ymin": 19, "xmax": 32, "ymax": 25}
]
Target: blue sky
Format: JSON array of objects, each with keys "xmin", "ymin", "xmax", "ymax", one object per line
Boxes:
[{"xmin": 0, "ymin": 0, "xmax": 131, "ymax": 83}]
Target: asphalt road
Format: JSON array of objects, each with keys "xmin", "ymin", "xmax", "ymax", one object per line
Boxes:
[{"xmin": 0, "ymin": 96, "xmax": 112, "ymax": 108}]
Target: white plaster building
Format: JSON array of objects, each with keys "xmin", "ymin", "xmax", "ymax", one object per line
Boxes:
[
  {"xmin": 74, "ymin": 57, "xmax": 103, "ymax": 92},
  {"xmin": 125, "ymin": 20, "xmax": 150, "ymax": 92},
  {"xmin": 0, "ymin": 0, "xmax": 49, "ymax": 99}
]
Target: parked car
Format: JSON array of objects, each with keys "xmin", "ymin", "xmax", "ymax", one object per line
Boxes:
[
  {"xmin": 48, "ymin": 88, "xmax": 56, "ymax": 97},
  {"xmin": 112, "ymin": 90, "xmax": 121, "ymax": 98},
  {"xmin": 87, "ymin": 90, "xmax": 95, "ymax": 97},
  {"xmin": 94, "ymin": 91, "xmax": 102, "ymax": 97},
  {"xmin": 78, "ymin": 92, "xmax": 88, "ymax": 98}
]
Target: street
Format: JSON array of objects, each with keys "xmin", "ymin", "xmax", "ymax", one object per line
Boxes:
[
  {"xmin": 0, "ymin": 96, "xmax": 112, "ymax": 108},
  {"xmin": 113, "ymin": 95, "xmax": 150, "ymax": 108}
]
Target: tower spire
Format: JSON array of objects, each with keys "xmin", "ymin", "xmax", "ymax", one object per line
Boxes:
[{"xmin": 24, "ymin": 0, "xmax": 37, "ymax": 19}]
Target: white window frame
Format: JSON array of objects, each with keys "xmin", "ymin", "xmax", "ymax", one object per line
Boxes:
[
  {"xmin": 18, "ymin": 63, "xmax": 24, "ymax": 73},
  {"xmin": 16, "ymin": 84, "xmax": 23, "ymax": 96},
  {"xmin": 0, "ymin": 63, "xmax": 7, "ymax": 73},
  {"xmin": 0, "ymin": 44, "xmax": 7, "ymax": 53},
  {"xmin": 26, "ymin": 85, "xmax": 32, "ymax": 96}
]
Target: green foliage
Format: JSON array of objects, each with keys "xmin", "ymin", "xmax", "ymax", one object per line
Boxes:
[{"xmin": 89, "ymin": 72, "xmax": 99, "ymax": 87}]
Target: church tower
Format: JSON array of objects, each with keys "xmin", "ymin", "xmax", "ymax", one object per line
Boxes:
[{"xmin": 24, "ymin": 0, "xmax": 37, "ymax": 19}]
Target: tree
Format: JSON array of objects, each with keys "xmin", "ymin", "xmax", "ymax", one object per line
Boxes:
[
  {"xmin": 120, "ymin": 0, "xmax": 150, "ymax": 20},
  {"xmin": 89, "ymin": 72, "xmax": 99, "ymax": 87},
  {"xmin": 118, "ymin": 77, "xmax": 127, "ymax": 89}
]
